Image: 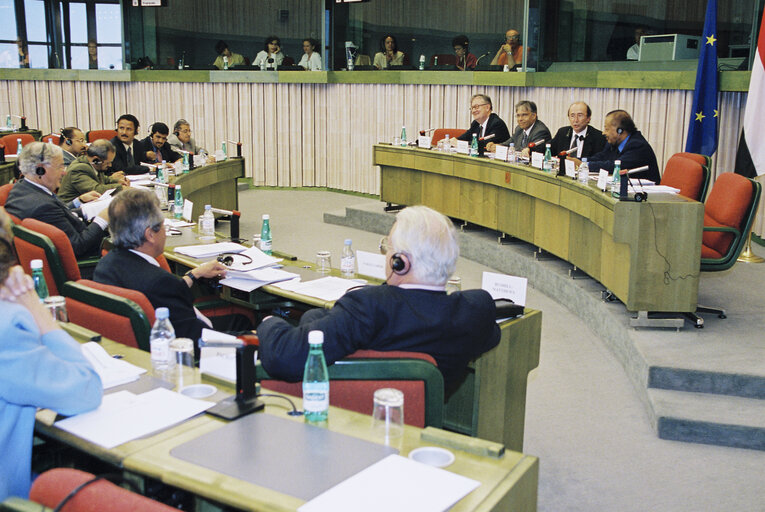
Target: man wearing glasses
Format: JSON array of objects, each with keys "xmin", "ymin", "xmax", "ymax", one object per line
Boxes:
[
  {"xmin": 490, "ymin": 29, "xmax": 524, "ymax": 68},
  {"xmin": 451, "ymin": 94, "xmax": 510, "ymax": 153},
  {"xmin": 59, "ymin": 127, "xmax": 87, "ymax": 166},
  {"xmin": 550, "ymin": 102, "xmax": 607, "ymax": 159},
  {"xmin": 167, "ymin": 119, "xmax": 207, "ymax": 156},
  {"xmin": 257, "ymin": 205, "xmax": 501, "ymax": 396},
  {"xmin": 488, "ymin": 100, "xmax": 551, "ymax": 157}
]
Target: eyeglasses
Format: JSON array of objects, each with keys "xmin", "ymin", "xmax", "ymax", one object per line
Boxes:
[
  {"xmin": 71, "ymin": 138, "xmax": 85, "ymax": 144},
  {"xmin": 379, "ymin": 236, "xmax": 393, "ymax": 255},
  {"xmin": 568, "ymin": 113, "xmax": 587, "ymax": 120},
  {"xmin": 470, "ymin": 103, "xmax": 489, "ymax": 111}
]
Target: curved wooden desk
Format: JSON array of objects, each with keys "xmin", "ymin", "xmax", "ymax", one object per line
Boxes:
[
  {"xmin": 374, "ymin": 145, "xmax": 703, "ymax": 313},
  {"xmin": 172, "ymin": 157, "xmax": 244, "ymax": 221}
]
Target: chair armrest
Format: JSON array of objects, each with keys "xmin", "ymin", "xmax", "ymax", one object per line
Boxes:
[
  {"xmin": 702, "ymin": 225, "xmax": 743, "ymax": 263},
  {"xmin": 702, "ymin": 225, "xmax": 741, "ymax": 236},
  {"xmin": 0, "ymin": 497, "xmax": 53, "ymax": 512}
]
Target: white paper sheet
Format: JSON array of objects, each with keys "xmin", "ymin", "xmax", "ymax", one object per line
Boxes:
[
  {"xmin": 298, "ymin": 454, "xmax": 479, "ymax": 512},
  {"xmin": 271, "ymin": 276, "xmax": 363, "ymax": 301},
  {"xmin": 126, "ymin": 173, "xmax": 153, "ymax": 182},
  {"xmin": 55, "ymin": 388, "xmax": 213, "ymax": 449},
  {"xmin": 223, "ymin": 246, "xmax": 283, "ymax": 271},
  {"xmin": 220, "ymin": 268, "xmax": 300, "ymax": 292},
  {"xmin": 80, "ymin": 194, "xmax": 114, "ymax": 221},
  {"xmin": 356, "ymin": 250, "xmax": 387, "ymax": 280},
  {"xmin": 80, "ymin": 342, "xmax": 146, "ymax": 389},
  {"xmin": 173, "ymin": 242, "xmax": 248, "ymax": 258},
  {"xmin": 165, "ymin": 218, "xmax": 195, "ymax": 228},
  {"xmin": 640, "ymin": 185, "xmax": 680, "ymax": 194},
  {"xmin": 482, "ymin": 271, "xmax": 527, "ymax": 306}
]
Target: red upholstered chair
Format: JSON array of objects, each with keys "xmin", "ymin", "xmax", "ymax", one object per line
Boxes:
[
  {"xmin": 29, "ymin": 468, "xmax": 177, "ymax": 511},
  {"xmin": 429, "ymin": 54, "xmax": 457, "ymax": 66},
  {"xmin": 0, "ymin": 183, "xmax": 12, "ymax": 206},
  {"xmin": 675, "ymin": 151, "xmax": 711, "ymax": 167},
  {"xmin": 41, "ymin": 133, "xmax": 60, "ymax": 145},
  {"xmin": 0, "ymin": 133, "xmax": 36, "ymax": 154},
  {"xmin": 431, "ymin": 128, "xmax": 463, "ymax": 147},
  {"xmin": 659, "ymin": 154, "xmax": 710, "ymax": 202},
  {"xmin": 63, "ymin": 280, "xmax": 155, "ymax": 351},
  {"xmin": 258, "ymin": 350, "xmax": 444, "ymax": 428},
  {"xmin": 282, "ymin": 56, "xmax": 295, "ymax": 66},
  {"xmin": 11, "ymin": 221, "xmax": 80, "ymax": 296},
  {"xmin": 85, "ymin": 129, "xmax": 117, "ymax": 142}
]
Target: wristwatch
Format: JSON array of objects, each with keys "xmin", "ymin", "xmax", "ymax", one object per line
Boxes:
[{"xmin": 184, "ymin": 270, "xmax": 198, "ymax": 283}]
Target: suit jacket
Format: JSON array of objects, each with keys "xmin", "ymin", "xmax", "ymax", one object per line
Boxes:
[
  {"xmin": 57, "ymin": 155, "xmax": 123, "ymax": 203},
  {"xmin": 457, "ymin": 113, "xmax": 511, "ymax": 151},
  {"xmin": 62, "ymin": 150, "xmax": 77, "ymax": 166},
  {"xmin": 258, "ymin": 284, "xmax": 501, "ymax": 394},
  {"xmin": 93, "ymin": 248, "xmax": 209, "ymax": 341},
  {"xmin": 587, "ymin": 130, "xmax": 661, "ymax": 183},
  {"xmin": 504, "ymin": 120, "xmax": 552, "ymax": 153},
  {"xmin": 550, "ymin": 125, "xmax": 607, "ymax": 159},
  {"xmin": 5, "ymin": 179, "xmax": 107, "ymax": 258},
  {"xmin": 167, "ymin": 133, "xmax": 206, "ymax": 155},
  {"xmin": 138, "ymin": 136, "xmax": 182, "ymax": 164},
  {"xmin": 109, "ymin": 136, "xmax": 149, "ymax": 175}
]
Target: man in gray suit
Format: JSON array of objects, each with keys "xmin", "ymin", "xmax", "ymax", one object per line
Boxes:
[{"xmin": 488, "ymin": 100, "xmax": 551, "ymax": 157}]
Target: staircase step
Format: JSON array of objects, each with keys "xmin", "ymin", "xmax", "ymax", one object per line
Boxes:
[{"xmin": 649, "ymin": 366, "xmax": 765, "ymax": 400}]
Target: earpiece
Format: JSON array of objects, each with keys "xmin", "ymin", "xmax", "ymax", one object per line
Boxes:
[
  {"xmin": 617, "ymin": 128, "xmax": 624, "ymax": 134},
  {"xmin": 36, "ymin": 166, "xmax": 46, "ymax": 176},
  {"xmin": 390, "ymin": 252, "xmax": 410, "ymax": 275},
  {"xmin": 92, "ymin": 157, "xmax": 102, "ymax": 165},
  {"xmin": 216, "ymin": 253, "xmax": 253, "ymax": 267},
  {"xmin": 61, "ymin": 128, "xmax": 72, "ymax": 146},
  {"xmin": 174, "ymin": 131, "xmax": 179, "ymax": 136}
]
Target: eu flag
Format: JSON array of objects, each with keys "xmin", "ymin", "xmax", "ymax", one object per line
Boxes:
[{"xmin": 685, "ymin": 0, "xmax": 718, "ymax": 156}]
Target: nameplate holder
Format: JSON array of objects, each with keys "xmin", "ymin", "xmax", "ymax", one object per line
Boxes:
[
  {"xmin": 481, "ymin": 271, "xmax": 527, "ymax": 306},
  {"xmin": 456, "ymin": 140, "xmax": 469, "ymax": 154},
  {"xmin": 495, "ymin": 145, "xmax": 509, "ymax": 162},
  {"xmin": 182, "ymin": 199, "xmax": 194, "ymax": 222},
  {"xmin": 597, "ymin": 169, "xmax": 609, "ymax": 191},
  {"xmin": 565, "ymin": 159, "xmax": 576, "ymax": 178},
  {"xmin": 530, "ymin": 152, "xmax": 543, "ymax": 169},
  {"xmin": 356, "ymin": 250, "xmax": 387, "ymax": 280},
  {"xmin": 418, "ymin": 136, "xmax": 431, "ymax": 149}
]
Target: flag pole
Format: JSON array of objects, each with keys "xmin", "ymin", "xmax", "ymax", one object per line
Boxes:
[{"xmin": 738, "ymin": 209, "xmax": 764, "ymax": 263}]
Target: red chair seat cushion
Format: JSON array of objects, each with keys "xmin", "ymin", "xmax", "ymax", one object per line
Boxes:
[
  {"xmin": 431, "ymin": 128, "xmax": 463, "ymax": 147},
  {"xmin": 702, "ymin": 173, "xmax": 754, "ymax": 258}
]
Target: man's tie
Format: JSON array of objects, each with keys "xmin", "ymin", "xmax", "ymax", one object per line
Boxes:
[
  {"xmin": 571, "ymin": 134, "xmax": 584, "ymax": 149},
  {"xmin": 521, "ymin": 132, "xmax": 528, "ymax": 147},
  {"xmin": 127, "ymin": 146, "xmax": 134, "ymax": 167}
]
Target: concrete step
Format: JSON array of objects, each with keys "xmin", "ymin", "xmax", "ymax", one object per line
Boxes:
[
  {"xmin": 649, "ymin": 366, "xmax": 765, "ymax": 400},
  {"xmin": 647, "ymin": 388, "xmax": 765, "ymax": 451}
]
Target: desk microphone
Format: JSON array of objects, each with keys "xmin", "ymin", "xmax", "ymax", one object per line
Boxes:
[
  {"xmin": 419, "ymin": 128, "xmax": 437, "ymax": 136},
  {"xmin": 620, "ymin": 165, "xmax": 649, "ymax": 176},
  {"xmin": 478, "ymin": 133, "xmax": 495, "ymax": 142},
  {"xmin": 475, "ymin": 51, "xmax": 492, "ymax": 65},
  {"xmin": 211, "ymin": 207, "xmax": 242, "ymax": 242},
  {"xmin": 560, "ymin": 147, "xmax": 578, "ymax": 156},
  {"xmin": 527, "ymin": 139, "xmax": 545, "ymax": 149}
]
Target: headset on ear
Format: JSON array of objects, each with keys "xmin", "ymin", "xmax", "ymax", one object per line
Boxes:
[
  {"xmin": 35, "ymin": 144, "xmax": 46, "ymax": 176},
  {"xmin": 390, "ymin": 252, "xmax": 410, "ymax": 275},
  {"xmin": 617, "ymin": 128, "xmax": 624, "ymax": 134},
  {"xmin": 92, "ymin": 157, "xmax": 102, "ymax": 165}
]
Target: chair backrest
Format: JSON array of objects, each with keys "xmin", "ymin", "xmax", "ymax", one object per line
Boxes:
[
  {"xmin": 86, "ymin": 129, "xmax": 117, "ymax": 142},
  {"xmin": 0, "ymin": 133, "xmax": 36, "ymax": 154},
  {"xmin": 282, "ymin": 56, "xmax": 295, "ymax": 66},
  {"xmin": 702, "ymin": 172, "xmax": 762, "ymax": 269},
  {"xmin": 355, "ymin": 54, "xmax": 372, "ymax": 66},
  {"xmin": 63, "ymin": 280, "xmax": 155, "ymax": 351},
  {"xmin": 430, "ymin": 54, "xmax": 457, "ymax": 66},
  {"xmin": 676, "ymin": 151, "xmax": 711, "ymax": 167},
  {"xmin": 21, "ymin": 217, "xmax": 81, "ymax": 285},
  {"xmin": 11, "ymin": 224, "xmax": 69, "ymax": 296},
  {"xmin": 30, "ymin": 468, "xmax": 177, "ymax": 512},
  {"xmin": 431, "ymin": 128, "xmax": 463, "ymax": 147},
  {"xmin": 0, "ymin": 183, "xmax": 12, "ymax": 206},
  {"xmin": 660, "ymin": 154, "xmax": 709, "ymax": 202},
  {"xmin": 258, "ymin": 350, "xmax": 444, "ymax": 428},
  {"xmin": 41, "ymin": 133, "xmax": 61, "ymax": 145}
]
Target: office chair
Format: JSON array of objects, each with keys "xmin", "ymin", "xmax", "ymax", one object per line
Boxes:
[
  {"xmin": 0, "ymin": 133, "xmax": 35, "ymax": 153},
  {"xmin": 676, "ymin": 151, "xmax": 711, "ymax": 167},
  {"xmin": 257, "ymin": 349, "xmax": 444, "ymax": 428},
  {"xmin": 85, "ymin": 129, "xmax": 118, "ymax": 143},
  {"xmin": 659, "ymin": 154, "xmax": 710, "ymax": 202},
  {"xmin": 0, "ymin": 183, "xmax": 12, "ymax": 206},
  {"xmin": 41, "ymin": 133, "xmax": 60, "ymax": 145},
  {"xmin": 430, "ymin": 128, "xmax": 462, "ymax": 147}
]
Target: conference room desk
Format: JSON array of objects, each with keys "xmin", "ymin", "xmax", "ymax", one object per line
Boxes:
[
  {"xmin": 0, "ymin": 128, "xmax": 42, "ymax": 140},
  {"xmin": 374, "ymin": 145, "xmax": 704, "ymax": 314},
  {"xmin": 0, "ymin": 159, "xmax": 14, "ymax": 185},
  {"xmin": 161, "ymin": 229, "xmax": 541, "ymax": 453},
  {"xmin": 170, "ymin": 157, "xmax": 244, "ymax": 222},
  {"xmin": 38, "ymin": 324, "xmax": 539, "ymax": 512}
]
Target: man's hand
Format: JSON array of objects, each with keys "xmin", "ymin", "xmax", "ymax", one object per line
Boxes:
[
  {"xmin": 0, "ymin": 266, "xmax": 59, "ymax": 333},
  {"xmin": 520, "ymin": 147, "xmax": 531, "ymax": 158},
  {"xmin": 79, "ymin": 190, "xmax": 101, "ymax": 203},
  {"xmin": 145, "ymin": 150, "xmax": 157, "ymax": 161},
  {"xmin": 111, "ymin": 171, "xmax": 126, "ymax": 182},
  {"xmin": 193, "ymin": 260, "xmax": 229, "ymax": 280},
  {"xmin": 569, "ymin": 157, "xmax": 582, "ymax": 168},
  {"xmin": 486, "ymin": 142, "xmax": 497, "ymax": 153}
]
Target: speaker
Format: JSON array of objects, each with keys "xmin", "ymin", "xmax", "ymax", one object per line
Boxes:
[{"xmin": 390, "ymin": 252, "xmax": 409, "ymax": 275}]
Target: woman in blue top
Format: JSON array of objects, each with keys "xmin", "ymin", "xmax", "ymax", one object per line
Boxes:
[{"xmin": 0, "ymin": 207, "xmax": 102, "ymax": 501}]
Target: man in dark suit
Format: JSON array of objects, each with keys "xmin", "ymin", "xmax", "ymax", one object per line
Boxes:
[
  {"xmin": 58, "ymin": 127, "xmax": 87, "ymax": 166},
  {"xmin": 550, "ymin": 102, "xmax": 607, "ymax": 159},
  {"xmin": 488, "ymin": 100, "xmax": 552, "ymax": 156},
  {"xmin": 453, "ymin": 94, "xmax": 510, "ymax": 153},
  {"xmin": 5, "ymin": 142, "xmax": 109, "ymax": 259},
  {"xmin": 570, "ymin": 109, "xmax": 660, "ymax": 183},
  {"xmin": 94, "ymin": 188, "xmax": 249, "ymax": 343},
  {"xmin": 257, "ymin": 206, "xmax": 501, "ymax": 395},
  {"xmin": 140, "ymin": 122, "xmax": 182, "ymax": 165},
  {"xmin": 109, "ymin": 114, "xmax": 149, "ymax": 175}
]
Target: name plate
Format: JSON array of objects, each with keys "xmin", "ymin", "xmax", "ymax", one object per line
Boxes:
[
  {"xmin": 182, "ymin": 199, "xmax": 194, "ymax": 221},
  {"xmin": 482, "ymin": 271, "xmax": 527, "ymax": 306},
  {"xmin": 456, "ymin": 140, "xmax": 470, "ymax": 154},
  {"xmin": 565, "ymin": 159, "xmax": 576, "ymax": 178},
  {"xmin": 495, "ymin": 145, "xmax": 509, "ymax": 162},
  {"xmin": 356, "ymin": 250, "xmax": 387, "ymax": 280},
  {"xmin": 597, "ymin": 169, "xmax": 609, "ymax": 191},
  {"xmin": 530, "ymin": 152, "xmax": 544, "ymax": 169},
  {"xmin": 418, "ymin": 136, "xmax": 432, "ymax": 148}
]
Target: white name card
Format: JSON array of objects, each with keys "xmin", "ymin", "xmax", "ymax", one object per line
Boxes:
[
  {"xmin": 495, "ymin": 145, "xmax": 509, "ymax": 162},
  {"xmin": 182, "ymin": 199, "xmax": 194, "ymax": 222},
  {"xmin": 418, "ymin": 136, "xmax": 432, "ymax": 148},
  {"xmin": 482, "ymin": 271, "xmax": 527, "ymax": 306},
  {"xmin": 356, "ymin": 250, "xmax": 387, "ymax": 280},
  {"xmin": 565, "ymin": 159, "xmax": 576, "ymax": 178},
  {"xmin": 456, "ymin": 140, "xmax": 470, "ymax": 154},
  {"xmin": 531, "ymin": 151, "xmax": 544, "ymax": 169},
  {"xmin": 597, "ymin": 169, "xmax": 609, "ymax": 191}
]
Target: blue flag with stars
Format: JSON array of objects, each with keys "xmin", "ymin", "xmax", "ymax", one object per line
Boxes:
[{"xmin": 685, "ymin": 0, "xmax": 718, "ymax": 156}]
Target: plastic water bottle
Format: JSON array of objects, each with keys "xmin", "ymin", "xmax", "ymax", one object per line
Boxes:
[
  {"xmin": 221, "ymin": 141, "xmax": 227, "ymax": 160},
  {"xmin": 418, "ymin": 54, "xmax": 426, "ymax": 70},
  {"xmin": 223, "ymin": 55, "xmax": 229, "ymax": 70},
  {"xmin": 434, "ymin": 55, "xmax": 439, "ymax": 66},
  {"xmin": 443, "ymin": 133, "xmax": 450, "ymax": 152},
  {"xmin": 303, "ymin": 330, "xmax": 329, "ymax": 424},
  {"xmin": 182, "ymin": 152, "xmax": 189, "ymax": 173},
  {"xmin": 543, "ymin": 144, "xmax": 553, "ymax": 172},
  {"xmin": 174, "ymin": 184, "xmax": 183, "ymax": 219},
  {"xmin": 508, "ymin": 142, "xmax": 516, "ymax": 162},
  {"xmin": 347, "ymin": 57, "xmax": 354, "ymax": 71},
  {"xmin": 31, "ymin": 259, "xmax": 48, "ymax": 302},
  {"xmin": 340, "ymin": 239, "xmax": 355, "ymax": 278},
  {"xmin": 611, "ymin": 159, "xmax": 622, "ymax": 197},
  {"xmin": 578, "ymin": 158, "xmax": 589, "ymax": 184},
  {"xmin": 16, "ymin": 138, "xmax": 22, "ymax": 156},
  {"xmin": 400, "ymin": 126, "xmax": 407, "ymax": 147},
  {"xmin": 201, "ymin": 204, "xmax": 215, "ymax": 238},
  {"xmin": 260, "ymin": 214, "xmax": 272, "ymax": 255},
  {"xmin": 150, "ymin": 307, "xmax": 175, "ymax": 372},
  {"xmin": 5, "ymin": 115, "xmax": 11, "ymax": 130},
  {"xmin": 470, "ymin": 133, "xmax": 479, "ymax": 157}
]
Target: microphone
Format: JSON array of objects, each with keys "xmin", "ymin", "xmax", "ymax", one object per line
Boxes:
[
  {"xmin": 475, "ymin": 51, "xmax": 492, "ymax": 65},
  {"xmin": 226, "ymin": 139, "xmax": 243, "ymax": 157},
  {"xmin": 527, "ymin": 139, "xmax": 545, "ymax": 148},
  {"xmin": 211, "ymin": 207, "xmax": 242, "ymax": 242},
  {"xmin": 478, "ymin": 133, "xmax": 495, "ymax": 142},
  {"xmin": 619, "ymin": 165, "xmax": 649, "ymax": 176},
  {"xmin": 559, "ymin": 147, "xmax": 578, "ymax": 156},
  {"xmin": 419, "ymin": 128, "xmax": 437, "ymax": 136}
]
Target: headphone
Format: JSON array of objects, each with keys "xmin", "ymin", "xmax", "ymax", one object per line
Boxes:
[
  {"xmin": 35, "ymin": 144, "xmax": 46, "ymax": 176},
  {"xmin": 61, "ymin": 128, "xmax": 72, "ymax": 146},
  {"xmin": 390, "ymin": 252, "xmax": 410, "ymax": 275},
  {"xmin": 217, "ymin": 252, "xmax": 253, "ymax": 267},
  {"xmin": 617, "ymin": 128, "xmax": 624, "ymax": 134}
]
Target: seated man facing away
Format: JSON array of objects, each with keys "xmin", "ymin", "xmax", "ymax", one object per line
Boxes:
[
  {"xmin": 167, "ymin": 119, "xmax": 207, "ymax": 156},
  {"xmin": 140, "ymin": 122, "xmax": 182, "ymax": 165},
  {"xmin": 451, "ymin": 94, "xmax": 510, "ymax": 153},
  {"xmin": 58, "ymin": 139, "xmax": 128, "ymax": 203},
  {"xmin": 569, "ymin": 109, "xmax": 660, "ymax": 183},
  {"xmin": 257, "ymin": 205, "xmax": 501, "ymax": 395},
  {"xmin": 5, "ymin": 142, "xmax": 109, "ymax": 259},
  {"xmin": 94, "ymin": 188, "xmax": 251, "ymax": 343},
  {"xmin": 58, "ymin": 126, "xmax": 87, "ymax": 166}
]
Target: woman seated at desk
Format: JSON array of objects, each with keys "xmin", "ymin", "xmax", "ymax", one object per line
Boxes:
[
  {"xmin": 0, "ymin": 206, "xmax": 102, "ymax": 502},
  {"xmin": 298, "ymin": 38, "xmax": 323, "ymax": 71},
  {"xmin": 374, "ymin": 34, "xmax": 405, "ymax": 69},
  {"xmin": 253, "ymin": 36, "xmax": 285, "ymax": 70}
]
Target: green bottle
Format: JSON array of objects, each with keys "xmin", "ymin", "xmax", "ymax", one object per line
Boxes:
[
  {"xmin": 31, "ymin": 259, "xmax": 49, "ymax": 302},
  {"xmin": 470, "ymin": 133, "xmax": 479, "ymax": 157},
  {"xmin": 611, "ymin": 159, "xmax": 622, "ymax": 198}
]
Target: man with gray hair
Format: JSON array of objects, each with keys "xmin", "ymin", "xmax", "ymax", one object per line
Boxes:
[
  {"xmin": 58, "ymin": 139, "xmax": 129, "ymax": 203},
  {"xmin": 5, "ymin": 142, "xmax": 108, "ymax": 258},
  {"xmin": 167, "ymin": 119, "xmax": 207, "ymax": 155},
  {"xmin": 258, "ymin": 205, "xmax": 501, "ymax": 394},
  {"xmin": 94, "ymin": 188, "xmax": 250, "ymax": 342},
  {"xmin": 452, "ymin": 94, "xmax": 510, "ymax": 153}
]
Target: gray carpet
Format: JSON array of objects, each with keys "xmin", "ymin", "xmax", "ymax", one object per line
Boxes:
[{"xmin": 235, "ymin": 188, "xmax": 765, "ymax": 512}]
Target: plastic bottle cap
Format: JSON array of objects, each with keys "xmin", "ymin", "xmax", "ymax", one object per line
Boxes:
[
  {"xmin": 205, "ymin": 204, "xmax": 211, "ymax": 210},
  {"xmin": 155, "ymin": 307, "xmax": 170, "ymax": 319},
  {"xmin": 615, "ymin": 160, "xmax": 621, "ymax": 165},
  {"xmin": 344, "ymin": 239, "xmax": 352, "ymax": 245},
  {"xmin": 262, "ymin": 214, "xmax": 269, "ymax": 220},
  {"xmin": 582, "ymin": 158, "xmax": 588, "ymax": 162},
  {"xmin": 176, "ymin": 185, "xmax": 181, "ymax": 190},
  {"xmin": 308, "ymin": 330, "xmax": 324, "ymax": 345},
  {"xmin": 30, "ymin": 259, "xmax": 43, "ymax": 270}
]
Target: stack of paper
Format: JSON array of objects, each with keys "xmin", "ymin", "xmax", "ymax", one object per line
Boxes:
[
  {"xmin": 80, "ymin": 341, "xmax": 146, "ymax": 389},
  {"xmin": 272, "ymin": 276, "xmax": 364, "ymax": 302},
  {"xmin": 223, "ymin": 246, "xmax": 283, "ymax": 271},
  {"xmin": 174, "ymin": 242, "xmax": 248, "ymax": 258},
  {"xmin": 221, "ymin": 267, "xmax": 300, "ymax": 292},
  {"xmin": 80, "ymin": 189, "xmax": 115, "ymax": 221}
]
